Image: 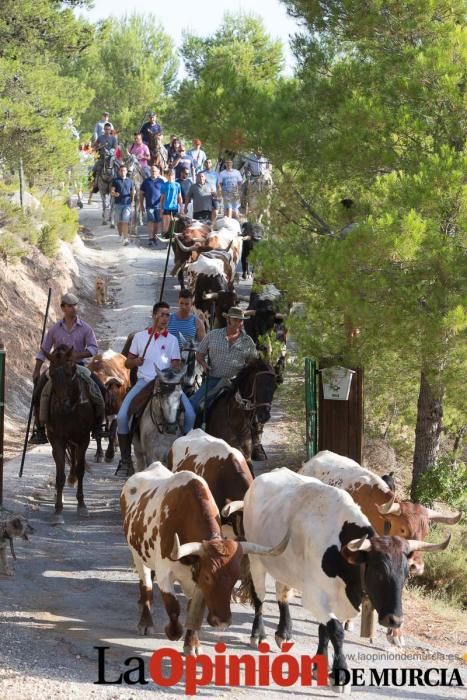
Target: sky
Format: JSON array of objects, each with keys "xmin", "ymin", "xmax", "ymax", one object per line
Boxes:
[{"xmin": 78, "ymin": 0, "xmax": 301, "ymax": 74}]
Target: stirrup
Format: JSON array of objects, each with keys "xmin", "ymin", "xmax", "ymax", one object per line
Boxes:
[{"xmin": 115, "ymin": 460, "xmax": 134, "ymax": 477}]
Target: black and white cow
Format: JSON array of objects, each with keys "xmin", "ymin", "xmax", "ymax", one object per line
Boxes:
[{"xmin": 229, "ymin": 468, "xmax": 450, "ymax": 689}]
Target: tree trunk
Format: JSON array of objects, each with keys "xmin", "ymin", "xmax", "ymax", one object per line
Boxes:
[{"xmin": 411, "ymin": 369, "xmax": 444, "ymax": 500}]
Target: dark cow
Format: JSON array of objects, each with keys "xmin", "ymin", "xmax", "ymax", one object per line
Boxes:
[
  {"xmin": 240, "ymin": 221, "xmax": 264, "ymax": 279},
  {"xmin": 239, "ymin": 468, "xmax": 451, "ymax": 689},
  {"xmin": 120, "ymin": 463, "xmax": 287, "ymax": 655}
]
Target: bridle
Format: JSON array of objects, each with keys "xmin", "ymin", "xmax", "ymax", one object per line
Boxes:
[
  {"xmin": 234, "ymin": 369, "xmax": 276, "ymax": 412},
  {"xmin": 149, "ymin": 377, "xmax": 181, "ymax": 433}
]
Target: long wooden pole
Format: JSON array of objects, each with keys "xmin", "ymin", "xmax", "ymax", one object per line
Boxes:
[
  {"xmin": 19, "ymin": 287, "xmax": 52, "ymax": 478},
  {"xmin": 0, "ymin": 342, "xmax": 5, "ymax": 505},
  {"xmin": 159, "ymin": 215, "xmax": 175, "ymax": 302}
]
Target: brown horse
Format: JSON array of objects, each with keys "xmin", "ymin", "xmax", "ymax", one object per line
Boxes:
[
  {"xmin": 205, "ymin": 358, "xmax": 277, "ymax": 468},
  {"xmin": 43, "ymin": 345, "xmax": 95, "ymax": 525}
]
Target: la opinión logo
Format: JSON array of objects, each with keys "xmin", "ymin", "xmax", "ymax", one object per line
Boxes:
[{"xmin": 94, "ymin": 642, "xmax": 328, "ymax": 694}]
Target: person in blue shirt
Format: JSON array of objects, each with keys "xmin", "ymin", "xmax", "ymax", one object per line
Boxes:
[
  {"xmin": 111, "ymin": 164, "xmax": 134, "ymax": 246},
  {"xmin": 159, "ymin": 169, "xmax": 182, "ymax": 237},
  {"xmin": 140, "ymin": 112, "xmax": 162, "ymax": 145},
  {"xmin": 139, "ymin": 165, "xmax": 165, "ymax": 244},
  {"xmin": 176, "ymin": 168, "xmax": 192, "ymax": 208}
]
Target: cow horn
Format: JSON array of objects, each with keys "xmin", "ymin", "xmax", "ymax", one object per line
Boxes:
[
  {"xmin": 376, "ymin": 494, "xmax": 402, "ymax": 516},
  {"xmin": 241, "ymin": 530, "xmax": 290, "ymax": 557},
  {"xmin": 170, "ymin": 533, "xmax": 205, "ymax": 560},
  {"xmin": 175, "ymin": 237, "xmax": 197, "ymax": 253},
  {"xmin": 203, "ymin": 292, "xmax": 219, "ymax": 300},
  {"xmin": 221, "ymin": 501, "xmax": 244, "ymax": 518},
  {"xmin": 346, "ymin": 535, "xmax": 372, "ymax": 552},
  {"xmin": 425, "ymin": 508, "xmax": 462, "ymax": 525},
  {"xmin": 406, "ymin": 534, "xmax": 451, "ymax": 554},
  {"xmin": 243, "ymin": 310, "xmax": 256, "ymax": 317},
  {"xmin": 237, "ymin": 295, "xmax": 250, "ymax": 302},
  {"xmin": 275, "ymin": 313, "xmax": 285, "ymax": 320}
]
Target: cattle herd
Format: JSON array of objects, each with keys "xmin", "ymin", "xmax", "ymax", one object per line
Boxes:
[
  {"xmin": 79, "ymin": 214, "xmax": 462, "ymax": 689},
  {"xmin": 119, "ymin": 429, "xmax": 459, "ymax": 689}
]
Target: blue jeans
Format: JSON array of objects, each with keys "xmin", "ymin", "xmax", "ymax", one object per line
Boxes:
[
  {"xmin": 117, "ymin": 378, "xmax": 196, "ymax": 436},
  {"xmin": 189, "ymin": 377, "xmax": 223, "ymax": 415},
  {"xmin": 181, "ymin": 393, "xmax": 196, "ymax": 433},
  {"xmin": 117, "ymin": 378, "xmax": 149, "ymax": 435}
]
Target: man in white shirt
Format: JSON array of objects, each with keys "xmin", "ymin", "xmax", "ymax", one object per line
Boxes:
[
  {"xmin": 116, "ymin": 301, "xmax": 194, "ymax": 473},
  {"xmin": 188, "ymin": 138, "xmax": 207, "ymax": 174},
  {"xmin": 217, "ymin": 159, "xmax": 243, "ymax": 219},
  {"xmin": 92, "ymin": 111, "xmax": 114, "ymax": 144}
]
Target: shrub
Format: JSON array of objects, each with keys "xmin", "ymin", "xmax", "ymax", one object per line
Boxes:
[
  {"xmin": 0, "ymin": 230, "xmax": 25, "ymax": 263},
  {"xmin": 415, "ymin": 454, "xmax": 467, "ymax": 512},
  {"xmin": 37, "ymin": 224, "xmax": 59, "ymax": 257}
]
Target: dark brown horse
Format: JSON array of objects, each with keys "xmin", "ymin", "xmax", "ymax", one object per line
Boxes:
[
  {"xmin": 43, "ymin": 346, "xmax": 95, "ymax": 525},
  {"xmin": 206, "ymin": 358, "xmax": 277, "ymax": 467}
]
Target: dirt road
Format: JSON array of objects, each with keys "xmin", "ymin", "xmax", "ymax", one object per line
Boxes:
[{"xmin": 0, "ymin": 204, "xmax": 465, "ymax": 699}]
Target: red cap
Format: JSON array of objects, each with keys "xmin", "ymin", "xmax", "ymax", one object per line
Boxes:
[{"xmin": 193, "ymin": 138, "xmax": 202, "ymax": 145}]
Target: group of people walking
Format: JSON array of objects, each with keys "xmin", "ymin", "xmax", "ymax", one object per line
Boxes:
[{"xmin": 85, "ymin": 109, "xmax": 271, "ymax": 244}]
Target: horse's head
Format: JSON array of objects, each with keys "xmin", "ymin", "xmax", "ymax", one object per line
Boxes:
[
  {"xmin": 43, "ymin": 345, "xmax": 77, "ymax": 402},
  {"xmin": 234, "ymin": 358, "xmax": 277, "ymax": 424},
  {"xmin": 154, "ymin": 366, "xmax": 187, "ymax": 433},
  {"xmin": 179, "ymin": 334, "xmax": 198, "ymax": 390}
]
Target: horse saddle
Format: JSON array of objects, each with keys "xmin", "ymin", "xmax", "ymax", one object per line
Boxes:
[
  {"xmin": 194, "ymin": 379, "xmax": 233, "ymax": 428},
  {"xmin": 128, "ymin": 380, "xmax": 155, "ymax": 420},
  {"xmin": 202, "ymin": 250, "xmax": 232, "ymax": 265}
]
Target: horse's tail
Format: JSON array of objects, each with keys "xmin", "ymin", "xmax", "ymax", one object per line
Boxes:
[{"xmin": 67, "ymin": 445, "xmax": 77, "ymax": 485}]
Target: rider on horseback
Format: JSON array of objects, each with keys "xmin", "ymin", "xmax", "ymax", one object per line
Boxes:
[
  {"xmin": 30, "ymin": 293, "xmax": 106, "ymax": 444},
  {"xmin": 88, "ymin": 123, "xmax": 117, "ymax": 203},
  {"xmin": 116, "ymin": 302, "xmax": 196, "ymax": 475}
]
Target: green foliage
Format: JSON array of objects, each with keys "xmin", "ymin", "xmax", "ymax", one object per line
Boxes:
[
  {"xmin": 42, "ymin": 196, "xmax": 79, "ymax": 244},
  {"xmin": 65, "ymin": 14, "xmax": 178, "ymax": 139},
  {"xmin": 0, "ymin": 231, "xmax": 26, "ymax": 264},
  {"xmin": 172, "ymin": 13, "xmax": 284, "ymax": 157},
  {"xmin": 415, "ymin": 455, "xmax": 467, "ymax": 512},
  {"xmin": 252, "ymin": 0, "xmax": 467, "ymax": 486},
  {"xmin": 411, "ymin": 524, "xmax": 467, "ymax": 609},
  {"xmin": 37, "ymin": 224, "xmax": 58, "ymax": 257},
  {"xmin": 0, "ymin": 1, "xmax": 94, "ymax": 185}
]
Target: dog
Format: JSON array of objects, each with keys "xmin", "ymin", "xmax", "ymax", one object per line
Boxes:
[
  {"xmin": 95, "ymin": 277, "xmax": 107, "ymax": 306},
  {"xmin": 0, "ymin": 508, "xmax": 34, "ymax": 576}
]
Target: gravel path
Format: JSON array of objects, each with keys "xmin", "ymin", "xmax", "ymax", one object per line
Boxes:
[{"xmin": 1, "ymin": 203, "xmax": 465, "ymax": 699}]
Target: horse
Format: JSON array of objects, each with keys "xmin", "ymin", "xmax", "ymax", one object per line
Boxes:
[
  {"xmin": 96, "ymin": 149, "xmax": 116, "ymax": 227},
  {"xmin": 179, "ymin": 333, "xmax": 201, "ymax": 397},
  {"xmin": 132, "ymin": 366, "xmax": 187, "ymax": 471},
  {"xmin": 205, "ymin": 358, "xmax": 277, "ymax": 468},
  {"xmin": 43, "ymin": 346, "xmax": 96, "ymax": 525},
  {"xmin": 125, "ymin": 153, "xmax": 146, "ymax": 227}
]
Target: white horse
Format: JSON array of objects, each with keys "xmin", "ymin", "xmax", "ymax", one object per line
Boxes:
[{"xmin": 132, "ymin": 366, "xmax": 187, "ymax": 471}]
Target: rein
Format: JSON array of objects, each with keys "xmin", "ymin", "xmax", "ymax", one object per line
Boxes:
[
  {"xmin": 149, "ymin": 378, "xmax": 179, "ymax": 434},
  {"xmin": 233, "ymin": 370, "xmax": 276, "ymax": 412}
]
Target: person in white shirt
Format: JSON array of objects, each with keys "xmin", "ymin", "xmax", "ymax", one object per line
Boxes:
[
  {"xmin": 92, "ymin": 111, "xmax": 114, "ymax": 144},
  {"xmin": 116, "ymin": 302, "xmax": 194, "ymax": 472},
  {"xmin": 188, "ymin": 138, "xmax": 207, "ymax": 174},
  {"xmin": 245, "ymin": 147, "xmax": 271, "ymax": 177},
  {"xmin": 217, "ymin": 159, "xmax": 243, "ymax": 219}
]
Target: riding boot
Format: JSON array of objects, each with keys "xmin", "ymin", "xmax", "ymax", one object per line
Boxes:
[
  {"xmin": 251, "ymin": 419, "xmax": 267, "ymax": 461},
  {"xmin": 115, "ymin": 433, "xmax": 134, "ymax": 477}
]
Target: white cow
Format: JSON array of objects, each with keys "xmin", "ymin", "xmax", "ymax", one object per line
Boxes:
[{"xmin": 238, "ymin": 467, "xmax": 450, "ymax": 690}]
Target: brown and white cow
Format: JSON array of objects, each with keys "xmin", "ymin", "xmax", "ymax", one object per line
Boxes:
[
  {"xmin": 120, "ymin": 462, "xmax": 287, "ymax": 655},
  {"xmin": 167, "ymin": 429, "xmax": 253, "ymax": 538},
  {"xmin": 300, "ymin": 450, "xmax": 460, "ymax": 576},
  {"xmin": 88, "ymin": 350, "xmax": 131, "ymax": 463}
]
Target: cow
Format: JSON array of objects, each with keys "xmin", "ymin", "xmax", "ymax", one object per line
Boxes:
[
  {"xmin": 236, "ymin": 468, "xmax": 451, "ymax": 689},
  {"xmin": 120, "ymin": 463, "xmax": 288, "ymax": 656},
  {"xmin": 171, "ymin": 218, "xmax": 212, "ymax": 288},
  {"xmin": 167, "ymin": 429, "xmax": 253, "ymax": 538},
  {"xmin": 300, "ymin": 450, "xmax": 461, "ymax": 576},
  {"xmin": 185, "ymin": 255, "xmax": 237, "ymax": 328},
  {"xmin": 240, "ymin": 221, "xmax": 264, "ymax": 279},
  {"xmin": 87, "ymin": 350, "xmax": 131, "ymax": 463}
]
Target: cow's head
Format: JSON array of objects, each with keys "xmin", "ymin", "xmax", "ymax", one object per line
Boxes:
[
  {"xmin": 342, "ymin": 534, "xmax": 451, "ymax": 628},
  {"xmin": 170, "ymin": 531, "xmax": 289, "ymax": 627},
  {"xmin": 376, "ymin": 494, "xmax": 461, "ymax": 575}
]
